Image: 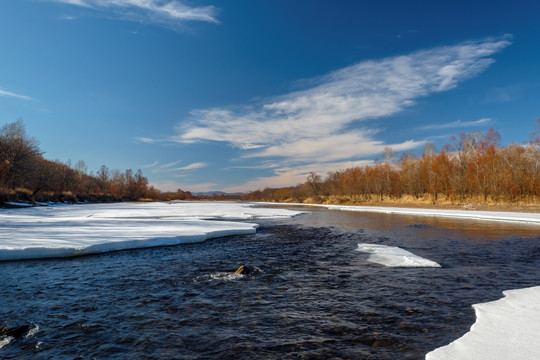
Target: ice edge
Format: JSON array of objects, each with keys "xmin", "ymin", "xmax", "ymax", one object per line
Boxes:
[{"xmin": 426, "ymin": 285, "xmax": 540, "ymax": 360}]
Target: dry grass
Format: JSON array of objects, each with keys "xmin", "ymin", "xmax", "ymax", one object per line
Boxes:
[{"xmin": 297, "ymin": 194, "xmax": 540, "ymax": 213}]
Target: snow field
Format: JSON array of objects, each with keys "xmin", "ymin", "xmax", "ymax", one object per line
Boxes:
[{"xmin": 0, "ymin": 202, "xmax": 304, "ymax": 261}]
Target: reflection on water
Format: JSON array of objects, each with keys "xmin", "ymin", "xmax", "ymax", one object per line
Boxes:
[
  {"xmin": 282, "ymin": 205, "xmax": 540, "ymax": 240},
  {"xmin": 1, "ymin": 206, "xmax": 539, "ymax": 359}
]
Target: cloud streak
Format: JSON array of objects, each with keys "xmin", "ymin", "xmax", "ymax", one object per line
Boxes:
[
  {"xmin": 419, "ymin": 118, "xmax": 493, "ymax": 130},
  {"xmin": 0, "ymin": 89, "xmax": 31, "ymax": 100},
  {"xmin": 51, "ymin": 0, "xmax": 219, "ymax": 27},
  {"xmin": 171, "ymin": 162, "xmax": 207, "ymax": 171},
  {"xmin": 174, "ymin": 36, "xmax": 510, "ymax": 156},
  {"xmin": 147, "ymin": 160, "xmax": 207, "ymax": 174}
]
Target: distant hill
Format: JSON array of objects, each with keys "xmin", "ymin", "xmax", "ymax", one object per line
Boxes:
[{"xmin": 192, "ymin": 191, "xmax": 244, "ymax": 196}]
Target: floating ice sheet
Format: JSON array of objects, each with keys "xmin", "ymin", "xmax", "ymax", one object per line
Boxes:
[
  {"xmin": 426, "ymin": 285, "xmax": 540, "ymax": 360},
  {"xmin": 0, "ymin": 202, "xmax": 304, "ymax": 261},
  {"xmin": 356, "ymin": 243, "xmax": 441, "ymax": 267}
]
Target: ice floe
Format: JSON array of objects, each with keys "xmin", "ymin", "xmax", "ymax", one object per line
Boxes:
[
  {"xmin": 0, "ymin": 202, "xmax": 304, "ymax": 261},
  {"xmin": 356, "ymin": 243, "xmax": 441, "ymax": 267},
  {"xmin": 426, "ymin": 285, "xmax": 540, "ymax": 360}
]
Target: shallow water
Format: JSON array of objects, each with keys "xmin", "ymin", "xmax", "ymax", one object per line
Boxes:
[{"xmin": 1, "ymin": 206, "xmax": 539, "ymax": 359}]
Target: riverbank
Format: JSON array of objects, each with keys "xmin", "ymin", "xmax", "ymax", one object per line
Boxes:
[
  {"xmin": 0, "ymin": 192, "xmax": 135, "ymax": 209},
  {"xmin": 324, "ymin": 200, "xmax": 540, "ymax": 213},
  {"xmin": 352, "ymin": 201, "xmax": 540, "ymax": 213},
  {"xmin": 258, "ymin": 201, "xmax": 540, "ymax": 226},
  {"xmin": 262, "ymin": 194, "xmax": 540, "ymax": 213}
]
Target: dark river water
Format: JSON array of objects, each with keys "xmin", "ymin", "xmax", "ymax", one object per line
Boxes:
[{"xmin": 1, "ymin": 206, "xmax": 539, "ymax": 359}]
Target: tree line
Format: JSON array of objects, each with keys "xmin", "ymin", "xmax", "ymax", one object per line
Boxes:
[
  {"xmin": 0, "ymin": 119, "xmax": 161, "ymax": 205},
  {"xmin": 3, "ymin": 118, "xmax": 539, "ymax": 207},
  {"xmin": 243, "ymin": 121, "xmax": 540, "ymax": 205},
  {"xmin": 0, "ymin": 119, "xmax": 244, "ymax": 205}
]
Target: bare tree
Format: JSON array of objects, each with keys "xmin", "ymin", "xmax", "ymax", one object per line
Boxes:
[
  {"xmin": 306, "ymin": 172, "xmax": 323, "ymax": 197},
  {"xmin": 0, "ymin": 119, "xmax": 41, "ymax": 189}
]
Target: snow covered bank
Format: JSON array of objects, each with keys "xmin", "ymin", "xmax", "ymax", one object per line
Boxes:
[
  {"xmin": 325, "ymin": 204, "xmax": 540, "ymax": 225},
  {"xmin": 259, "ymin": 202, "xmax": 540, "ymax": 225},
  {"xmin": 0, "ymin": 202, "xmax": 304, "ymax": 261},
  {"xmin": 426, "ymin": 285, "xmax": 540, "ymax": 359},
  {"xmin": 356, "ymin": 243, "xmax": 441, "ymax": 267}
]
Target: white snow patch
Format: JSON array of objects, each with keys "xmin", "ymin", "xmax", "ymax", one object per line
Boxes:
[
  {"xmin": 426, "ymin": 285, "xmax": 540, "ymax": 360},
  {"xmin": 356, "ymin": 243, "xmax": 441, "ymax": 267},
  {"xmin": 0, "ymin": 202, "xmax": 304, "ymax": 261}
]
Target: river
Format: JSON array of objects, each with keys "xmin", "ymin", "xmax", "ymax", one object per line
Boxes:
[{"xmin": 1, "ymin": 204, "xmax": 539, "ymax": 359}]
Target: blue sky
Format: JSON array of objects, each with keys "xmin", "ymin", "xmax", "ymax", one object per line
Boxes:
[{"xmin": 1, "ymin": 1, "xmax": 539, "ymax": 192}]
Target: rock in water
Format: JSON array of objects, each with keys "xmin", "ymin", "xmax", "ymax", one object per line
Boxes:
[
  {"xmin": 1, "ymin": 325, "xmax": 30, "ymax": 339},
  {"xmin": 234, "ymin": 265, "xmax": 261, "ymax": 276}
]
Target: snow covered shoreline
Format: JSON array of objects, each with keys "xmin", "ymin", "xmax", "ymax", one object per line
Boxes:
[
  {"xmin": 5, "ymin": 200, "xmax": 540, "ymax": 225},
  {"xmin": 258, "ymin": 202, "xmax": 540, "ymax": 226}
]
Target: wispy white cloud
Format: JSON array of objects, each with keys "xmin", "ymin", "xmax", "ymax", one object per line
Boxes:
[
  {"xmin": 51, "ymin": 0, "xmax": 218, "ymax": 27},
  {"xmin": 142, "ymin": 35, "xmax": 511, "ymax": 190},
  {"xmin": 133, "ymin": 137, "xmax": 161, "ymax": 144},
  {"xmin": 147, "ymin": 160, "xmax": 207, "ymax": 174},
  {"xmin": 54, "ymin": 0, "xmax": 91, "ymax": 6},
  {"xmin": 170, "ymin": 162, "xmax": 207, "ymax": 171},
  {"xmin": 142, "ymin": 160, "xmax": 159, "ymax": 168},
  {"xmin": 244, "ymin": 131, "xmax": 423, "ymax": 164},
  {"xmin": 484, "ymin": 85, "xmax": 523, "ymax": 103},
  {"xmin": 59, "ymin": 15, "xmax": 78, "ymax": 20},
  {"xmin": 225, "ymin": 162, "xmax": 280, "ymax": 170},
  {"xmin": 419, "ymin": 118, "xmax": 493, "ymax": 130},
  {"xmin": 0, "ymin": 89, "xmax": 32, "ymax": 100},
  {"xmin": 223, "ymin": 160, "xmax": 375, "ymax": 192},
  {"xmin": 172, "ymin": 36, "xmax": 510, "ymax": 155},
  {"xmin": 158, "ymin": 160, "xmax": 182, "ymax": 169}
]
